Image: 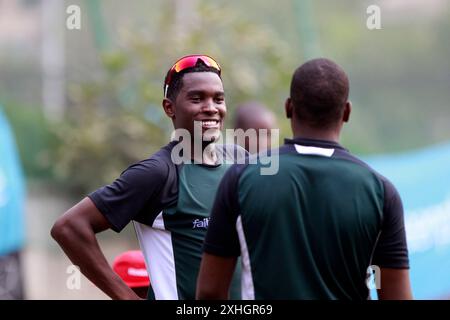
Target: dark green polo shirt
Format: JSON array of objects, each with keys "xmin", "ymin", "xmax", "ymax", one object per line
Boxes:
[{"xmin": 204, "ymin": 138, "xmax": 409, "ymax": 300}]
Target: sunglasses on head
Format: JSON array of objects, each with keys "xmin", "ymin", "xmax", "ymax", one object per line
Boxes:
[{"xmin": 164, "ymin": 55, "xmax": 221, "ymax": 98}]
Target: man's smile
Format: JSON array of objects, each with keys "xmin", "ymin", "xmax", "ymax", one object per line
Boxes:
[{"xmin": 198, "ymin": 119, "xmax": 220, "ymax": 129}]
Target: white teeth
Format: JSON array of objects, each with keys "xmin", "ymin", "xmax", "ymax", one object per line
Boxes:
[{"xmin": 202, "ymin": 120, "xmax": 218, "ymax": 126}]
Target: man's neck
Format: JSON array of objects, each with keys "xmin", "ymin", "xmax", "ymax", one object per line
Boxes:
[{"xmin": 190, "ymin": 141, "xmax": 218, "ymax": 165}]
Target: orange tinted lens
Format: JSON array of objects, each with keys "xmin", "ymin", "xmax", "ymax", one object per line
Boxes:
[
  {"xmin": 198, "ymin": 56, "xmax": 221, "ymax": 70},
  {"xmin": 173, "ymin": 56, "xmax": 199, "ymax": 72}
]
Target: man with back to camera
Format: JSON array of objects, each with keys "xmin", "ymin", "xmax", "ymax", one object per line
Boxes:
[
  {"xmin": 51, "ymin": 55, "xmax": 244, "ymax": 300},
  {"xmin": 196, "ymin": 58, "xmax": 413, "ymax": 300}
]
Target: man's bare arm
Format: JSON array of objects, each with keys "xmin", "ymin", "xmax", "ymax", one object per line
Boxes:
[
  {"xmin": 50, "ymin": 197, "xmax": 140, "ymax": 300},
  {"xmin": 196, "ymin": 253, "xmax": 237, "ymax": 300},
  {"xmin": 377, "ymin": 268, "xmax": 413, "ymax": 300}
]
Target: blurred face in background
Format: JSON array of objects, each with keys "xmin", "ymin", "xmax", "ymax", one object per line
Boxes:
[
  {"xmin": 234, "ymin": 103, "xmax": 278, "ymax": 154},
  {"xmin": 247, "ymin": 111, "xmax": 277, "ymax": 153}
]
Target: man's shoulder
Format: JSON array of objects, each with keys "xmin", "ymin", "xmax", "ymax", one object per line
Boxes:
[
  {"xmin": 121, "ymin": 141, "xmax": 178, "ymax": 180},
  {"xmin": 332, "ymin": 148, "xmax": 397, "ymax": 194},
  {"xmin": 147, "ymin": 140, "xmax": 178, "ymax": 163}
]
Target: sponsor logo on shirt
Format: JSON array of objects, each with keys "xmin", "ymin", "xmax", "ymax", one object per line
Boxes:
[{"xmin": 192, "ymin": 218, "xmax": 209, "ymax": 229}]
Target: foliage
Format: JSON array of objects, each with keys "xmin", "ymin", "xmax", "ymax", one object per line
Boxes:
[
  {"xmin": 1, "ymin": 101, "xmax": 59, "ymax": 180},
  {"xmin": 3, "ymin": 0, "xmax": 450, "ymax": 194},
  {"xmin": 51, "ymin": 0, "xmax": 295, "ymax": 195}
]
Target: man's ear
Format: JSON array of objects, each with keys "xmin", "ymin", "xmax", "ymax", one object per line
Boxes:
[
  {"xmin": 285, "ymin": 98, "xmax": 293, "ymax": 119},
  {"xmin": 162, "ymin": 98, "xmax": 175, "ymax": 119},
  {"xmin": 343, "ymin": 101, "xmax": 351, "ymax": 123}
]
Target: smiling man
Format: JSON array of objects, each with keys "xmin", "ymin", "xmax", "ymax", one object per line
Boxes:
[{"xmin": 51, "ymin": 55, "xmax": 244, "ymax": 300}]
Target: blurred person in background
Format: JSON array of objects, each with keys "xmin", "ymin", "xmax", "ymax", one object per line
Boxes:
[
  {"xmin": 0, "ymin": 106, "xmax": 26, "ymax": 300},
  {"xmin": 51, "ymin": 55, "xmax": 245, "ymax": 300},
  {"xmin": 233, "ymin": 101, "xmax": 277, "ymax": 154},
  {"xmin": 112, "ymin": 250, "xmax": 150, "ymax": 299},
  {"xmin": 197, "ymin": 58, "xmax": 413, "ymax": 300}
]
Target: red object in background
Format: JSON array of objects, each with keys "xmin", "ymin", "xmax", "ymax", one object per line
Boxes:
[{"xmin": 112, "ymin": 250, "xmax": 150, "ymax": 288}]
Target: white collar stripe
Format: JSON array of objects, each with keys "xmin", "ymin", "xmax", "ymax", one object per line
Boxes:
[{"xmin": 294, "ymin": 144, "xmax": 335, "ymax": 157}]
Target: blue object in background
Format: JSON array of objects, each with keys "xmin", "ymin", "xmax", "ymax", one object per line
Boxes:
[
  {"xmin": 0, "ymin": 106, "xmax": 26, "ymax": 256},
  {"xmin": 365, "ymin": 142, "xmax": 450, "ymax": 299}
]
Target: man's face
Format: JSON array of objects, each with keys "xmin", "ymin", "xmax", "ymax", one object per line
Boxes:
[{"xmin": 172, "ymin": 72, "xmax": 226, "ymax": 142}]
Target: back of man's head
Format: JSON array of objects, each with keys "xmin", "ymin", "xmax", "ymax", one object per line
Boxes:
[{"xmin": 290, "ymin": 58, "xmax": 349, "ymax": 129}]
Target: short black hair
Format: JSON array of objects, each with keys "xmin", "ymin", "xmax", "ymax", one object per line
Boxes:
[
  {"xmin": 290, "ymin": 58, "xmax": 349, "ymax": 128},
  {"xmin": 164, "ymin": 60, "xmax": 221, "ymax": 101}
]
